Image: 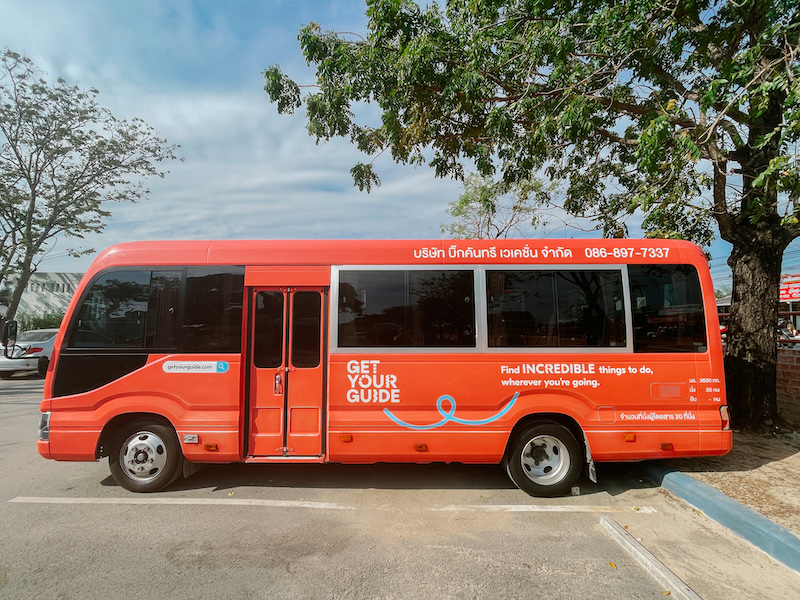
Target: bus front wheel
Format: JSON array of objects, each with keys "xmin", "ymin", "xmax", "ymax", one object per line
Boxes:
[
  {"xmin": 506, "ymin": 422, "xmax": 582, "ymax": 497},
  {"xmin": 109, "ymin": 421, "xmax": 183, "ymax": 492}
]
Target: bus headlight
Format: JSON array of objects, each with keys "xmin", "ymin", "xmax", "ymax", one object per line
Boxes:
[{"xmin": 38, "ymin": 412, "xmax": 51, "ymax": 441}]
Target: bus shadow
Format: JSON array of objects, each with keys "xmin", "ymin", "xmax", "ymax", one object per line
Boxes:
[{"xmin": 102, "ymin": 461, "xmax": 658, "ymax": 497}]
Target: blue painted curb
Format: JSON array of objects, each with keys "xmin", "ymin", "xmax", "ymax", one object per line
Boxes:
[{"xmin": 639, "ymin": 461, "xmax": 800, "ymax": 574}]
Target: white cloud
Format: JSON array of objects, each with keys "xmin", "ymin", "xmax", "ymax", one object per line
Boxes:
[
  {"xmin": 1, "ymin": 1, "xmax": 464, "ymax": 273},
  {"xmin": 6, "ymin": 0, "xmax": 738, "ymax": 283}
]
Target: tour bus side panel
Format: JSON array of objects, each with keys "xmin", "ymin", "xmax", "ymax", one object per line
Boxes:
[
  {"xmin": 44, "ymin": 355, "xmax": 243, "ymax": 462},
  {"xmin": 325, "ymin": 353, "xmax": 705, "ymax": 463},
  {"xmin": 41, "ymin": 264, "xmax": 246, "ymax": 464},
  {"xmin": 330, "ymin": 257, "xmax": 721, "ymax": 462},
  {"xmin": 327, "ymin": 355, "xmax": 517, "ymax": 462}
]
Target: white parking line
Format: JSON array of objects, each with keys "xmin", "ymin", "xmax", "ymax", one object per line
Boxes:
[
  {"xmin": 432, "ymin": 505, "xmax": 656, "ymax": 513},
  {"xmin": 8, "ymin": 496, "xmax": 353, "ymax": 510},
  {"xmin": 9, "ymin": 496, "xmax": 655, "ymax": 513}
]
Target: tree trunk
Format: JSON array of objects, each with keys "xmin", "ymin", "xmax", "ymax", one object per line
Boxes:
[
  {"xmin": 724, "ymin": 226, "xmax": 789, "ymax": 429},
  {"xmin": 4, "ymin": 254, "xmax": 36, "ymax": 323}
]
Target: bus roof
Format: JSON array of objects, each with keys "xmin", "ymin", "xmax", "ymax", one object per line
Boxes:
[{"xmin": 90, "ymin": 238, "xmax": 707, "ymax": 272}]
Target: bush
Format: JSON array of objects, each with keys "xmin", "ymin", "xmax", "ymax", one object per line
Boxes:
[{"xmin": 17, "ymin": 310, "xmax": 64, "ymax": 332}]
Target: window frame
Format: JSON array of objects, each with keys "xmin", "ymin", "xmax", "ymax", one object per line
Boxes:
[
  {"xmin": 65, "ymin": 267, "xmax": 181, "ymax": 353},
  {"xmin": 63, "ymin": 265, "xmax": 246, "ymax": 355},
  {"xmin": 333, "ymin": 265, "xmax": 478, "ymax": 352},
  {"xmin": 485, "ymin": 266, "xmax": 630, "ymax": 351},
  {"xmin": 627, "ymin": 263, "xmax": 708, "ymax": 353},
  {"xmin": 330, "ymin": 265, "xmax": 635, "ymax": 354},
  {"xmin": 182, "ymin": 265, "xmax": 246, "ymax": 354}
]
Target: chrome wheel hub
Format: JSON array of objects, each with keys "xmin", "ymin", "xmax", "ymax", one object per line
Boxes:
[
  {"xmin": 120, "ymin": 431, "xmax": 167, "ymax": 482},
  {"xmin": 520, "ymin": 435, "xmax": 570, "ymax": 485}
]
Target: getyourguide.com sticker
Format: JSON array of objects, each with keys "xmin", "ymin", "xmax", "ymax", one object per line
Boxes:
[{"xmin": 162, "ymin": 361, "xmax": 229, "ymax": 374}]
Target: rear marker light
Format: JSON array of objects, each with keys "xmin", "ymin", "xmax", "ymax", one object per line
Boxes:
[
  {"xmin": 38, "ymin": 412, "xmax": 51, "ymax": 441},
  {"xmin": 720, "ymin": 406, "xmax": 730, "ymax": 431}
]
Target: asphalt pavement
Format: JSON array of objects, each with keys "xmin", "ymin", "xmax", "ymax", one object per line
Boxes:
[{"xmin": 2, "ymin": 376, "xmax": 799, "ymax": 599}]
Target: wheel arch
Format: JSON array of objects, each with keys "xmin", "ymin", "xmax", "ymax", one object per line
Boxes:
[
  {"xmin": 505, "ymin": 412, "xmax": 591, "ymax": 476},
  {"xmin": 96, "ymin": 412, "xmax": 176, "ymax": 459}
]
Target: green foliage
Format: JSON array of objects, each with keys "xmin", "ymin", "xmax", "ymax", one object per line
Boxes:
[
  {"xmin": 265, "ymin": 0, "xmax": 800, "ymax": 245},
  {"xmin": 0, "ymin": 49, "xmax": 180, "ymax": 320},
  {"xmin": 441, "ymin": 174, "xmax": 553, "ymax": 238},
  {"xmin": 17, "ymin": 310, "xmax": 64, "ymax": 332}
]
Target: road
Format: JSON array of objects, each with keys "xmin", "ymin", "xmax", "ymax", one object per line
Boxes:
[{"xmin": 1, "ymin": 377, "xmax": 798, "ymax": 599}]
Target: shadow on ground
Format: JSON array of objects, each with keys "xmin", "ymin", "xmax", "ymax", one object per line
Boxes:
[{"xmin": 101, "ymin": 460, "xmax": 656, "ymax": 498}]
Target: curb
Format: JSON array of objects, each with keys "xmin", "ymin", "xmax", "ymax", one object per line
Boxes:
[
  {"xmin": 639, "ymin": 461, "xmax": 800, "ymax": 574},
  {"xmin": 601, "ymin": 516, "xmax": 701, "ymax": 600}
]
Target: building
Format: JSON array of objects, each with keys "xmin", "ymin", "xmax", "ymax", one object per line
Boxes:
[{"xmin": 0, "ymin": 272, "xmax": 84, "ymax": 318}]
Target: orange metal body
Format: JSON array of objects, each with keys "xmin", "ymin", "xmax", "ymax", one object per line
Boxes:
[{"xmin": 38, "ymin": 239, "xmax": 732, "ymax": 467}]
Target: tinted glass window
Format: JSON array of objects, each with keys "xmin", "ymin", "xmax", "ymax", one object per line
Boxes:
[
  {"xmin": 253, "ymin": 291, "xmax": 284, "ymax": 368},
  {"xmin": 70, "ymin": 271, "xmax": 152, "ymax": 348},
  {"xmin": 146, "ymin": 272, "xmax": 181, "ymax": 348},
  {"xmin": 70, "ymin": 270, "xmax": 181, "ymax": 349},
  {"xmin": 338, "ymin": 270, "xmax": 475, "ymax": 347},
  {"xmin": 487, "ymin": 270, "xmax": 626, "ymax": 347},
  {"xmin": 292, "ymin": 291, "xmax": 321, "ymax": 368},
  {"xmin": 183, "ymin": 267, "xmax": 245, "ymax": 353},
  {"xmin": 628, "ymin": 265, "xmax": 707, "ymax": 352}
]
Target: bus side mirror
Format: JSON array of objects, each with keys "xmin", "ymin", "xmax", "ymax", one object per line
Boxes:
[{"xmin": 2, "ymin": 320, "xmax": 18, "ymax": 358}]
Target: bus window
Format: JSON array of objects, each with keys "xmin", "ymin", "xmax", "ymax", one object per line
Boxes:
[
  {"xmin": 292, "ymin": 291, "xmax": 321, "ymax": 368},
  {"xmin": 253, "ymin": 291, "xmax": 284, "ymax": 368},
  {"xmin": 183, "ymin": 267, "xmax": 245, "ymax": 353},
  {"xmin": 338, "ymin": 270, "xmax": 475, "ymax": 347},
  {"xmin": 146, "ymin": 272, "xmax": 181, "ymax": 348},
  {"xmin": 628, "ymin": 264, "xmax": 707, "ymax": 352},
  {"xmin": 487, "ymin": 270, "xmax": 626, "ymax": 347},
  {"xmin": 70, "ymin": 270, "xmax": 181, "ymax": 349}
]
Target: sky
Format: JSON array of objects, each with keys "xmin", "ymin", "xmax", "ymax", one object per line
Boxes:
[
  {"xmin": 1, "ymin": 0, "xmax": 795, "ymax": 287},
  {"xmin": 0, "ymin": 0, "xmax": 470, "ymax": 273}
]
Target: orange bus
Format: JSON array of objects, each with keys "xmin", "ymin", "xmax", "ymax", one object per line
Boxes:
[{"xmin": 24, "ymin": 239, "xmax": 731, "ymax": 496}]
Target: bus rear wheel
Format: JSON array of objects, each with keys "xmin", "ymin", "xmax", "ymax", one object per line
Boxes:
[
  {"xmin": 109, "ymin": 421, "xmax": 183, "ymax": 492},
  {"xmin": 506, "ymin": 422, "xmax": 582, "ymax": 497}
]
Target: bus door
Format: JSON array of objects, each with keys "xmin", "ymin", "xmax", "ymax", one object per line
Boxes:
[{"xmin": 248, "ymin": 286, "xmax": 327, "ymax": 457}]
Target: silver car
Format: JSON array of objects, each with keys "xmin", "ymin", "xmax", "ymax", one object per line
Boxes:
[{"xmin": 0, "ymin": 328, "xmax": 59, "ymax": 379}]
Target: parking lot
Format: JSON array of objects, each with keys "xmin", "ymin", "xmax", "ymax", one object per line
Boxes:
[{"xmin": 2, "ymin": 377, "xmax": 798, "ymax": 599}]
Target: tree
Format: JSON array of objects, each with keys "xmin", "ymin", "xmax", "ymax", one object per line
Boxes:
[
  {"xmin": 441, "ymin": 174, "xmax": 553, "ymax": 238},
  {"xmin": 265, "ymin": 0, "xmax": 800, "ymax": 429},
  {"xmin": 0, "ymin": 49, "xmax": 179, "ymax": 321}
]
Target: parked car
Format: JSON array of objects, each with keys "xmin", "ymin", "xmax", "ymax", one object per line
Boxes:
[{"xmin": 0, "ymin": 328, "xmax": 59, "ymax": 379}]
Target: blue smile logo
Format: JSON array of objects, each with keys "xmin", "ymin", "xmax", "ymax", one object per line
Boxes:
[{"xmin": 384, "ymin": 393, "xmax": 518, "ymax": 430}]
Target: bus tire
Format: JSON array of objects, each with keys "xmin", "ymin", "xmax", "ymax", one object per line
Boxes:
[
  {"xmin": 109, "ymin": 421, "xmax": 183, "ymax": 493},
  {"xmin": 506, "ymin": 422, "xmax": 582, "ymax": 497}
]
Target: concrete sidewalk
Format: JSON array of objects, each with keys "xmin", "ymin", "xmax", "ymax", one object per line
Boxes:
[{"xmin": 639, "ymin": 431, "xmax": 800, "ymax": 574}]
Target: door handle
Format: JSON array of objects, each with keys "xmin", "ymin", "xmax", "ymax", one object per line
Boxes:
[{"xmin": 274, "ymin": 372, "xmax": 282, "ymax": 395}]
